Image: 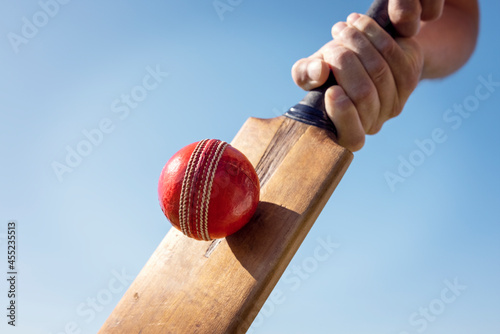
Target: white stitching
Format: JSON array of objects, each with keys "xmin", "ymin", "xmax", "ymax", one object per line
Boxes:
[
  {"xmin": 199, "ymin": 140, "xmax": 228, "ymax": 240},
  {"xmin": 179, "ymin": 139, "xmax": 207, "ymax": 238}
]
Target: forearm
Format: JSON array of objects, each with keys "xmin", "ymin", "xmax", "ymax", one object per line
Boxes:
[{"xmin": 417, "ymin": 0, "xmax": 479, "ymax": 79}]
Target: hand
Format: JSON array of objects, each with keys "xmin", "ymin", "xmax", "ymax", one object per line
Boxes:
[{"xmin": 292, "ymin": 13, "xmax": 424, "ymax": 151}]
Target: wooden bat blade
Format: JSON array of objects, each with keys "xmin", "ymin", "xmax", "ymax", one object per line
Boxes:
[{"xmin": 99, "ymin": 116, "xmax": 352, "ymax": 333}]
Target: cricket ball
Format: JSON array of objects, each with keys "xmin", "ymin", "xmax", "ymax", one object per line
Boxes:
[{"xmin": 158, "ymin": 139, "xmax": 260, "ymax": 241}]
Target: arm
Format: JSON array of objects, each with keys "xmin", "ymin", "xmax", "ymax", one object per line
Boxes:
[
  {"xmin": 417, "ymin": 0, "xmax": 479, "ymax": 78},
  {"xmin": 292, "ymin": 0, "xmax": 479, "ymax": 151}
]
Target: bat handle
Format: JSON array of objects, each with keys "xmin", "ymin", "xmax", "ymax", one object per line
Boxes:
[{"xmin": 284, "ymin": 0, "xmax": 397, "ymax": 136}]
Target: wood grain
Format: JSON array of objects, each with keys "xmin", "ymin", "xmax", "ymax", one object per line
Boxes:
[{"xmin": 99, "ymin": 116, "xmax": 353, "ymax": 333}]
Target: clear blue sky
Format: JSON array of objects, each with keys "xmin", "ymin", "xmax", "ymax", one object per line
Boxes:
[{"xmin": 1, "ymin": 0, "xmax": 499, "ymax": 333}]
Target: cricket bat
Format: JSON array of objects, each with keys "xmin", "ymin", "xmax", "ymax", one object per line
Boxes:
[{"xmin": 99, "ymin": 0, "xmax": 396, "ymax": 332}]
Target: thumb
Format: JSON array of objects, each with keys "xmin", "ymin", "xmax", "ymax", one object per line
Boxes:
[
  {"xmin": 292, "ymin": 58, "xmax": 330, "ymax": 91},
  {"xmin": 388, "ymin": 0, "xmax": 422, "ymax": 37}
]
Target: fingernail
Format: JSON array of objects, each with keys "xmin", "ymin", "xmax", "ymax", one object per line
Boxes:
[
  {"xmin": 307, "ymin": 60, "xmax": 323, "ymax": 82},
  {"xmin": 347, "ymin": 13, "xmax": 361, "ymax": 24}
]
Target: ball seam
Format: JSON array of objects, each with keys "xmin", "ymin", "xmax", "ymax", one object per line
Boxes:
[
  {"xmin": 179, "ymin": 139, "xmax": 208, "ymax": 238},
  {"xmin": 199, "ymin": 140, "xmax": 228, "ymax": 240}
]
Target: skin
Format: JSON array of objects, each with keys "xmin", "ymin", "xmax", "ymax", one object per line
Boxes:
[{"xmin": 292, "ymin": 0, "xmax": 480, "ymax": 151}]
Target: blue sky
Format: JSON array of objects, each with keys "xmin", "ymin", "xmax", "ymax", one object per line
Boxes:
[{"xmin": 1, "ymin": 0, "xmax": 499, "ymax": 333}]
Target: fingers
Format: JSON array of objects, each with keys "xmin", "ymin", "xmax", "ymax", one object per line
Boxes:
[
  {"xmin": 291, "ymin": 57, "xmax": 330, "ymax": 91},
  {"xmin": 346, "ymin": 13, "xmax": 422, "ymax": 107},
  {"xmin": 324, "ymin": 34, "xmax": 380, "ymax": 134},
  {"xmin": 332, "ymin": 14, "xmax": 399, "ymax": 133},
  {"xmin": 325, "ymin": 85, "xmax": 365, "ymax": 152},
  {"xmin": 323, "ymin": 13, "xmax": 423, "ymax": 151}
]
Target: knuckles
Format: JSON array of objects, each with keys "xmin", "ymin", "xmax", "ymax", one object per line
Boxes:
[
  {"xmin": 368, "ymin": 56, "xmax": 390, "ymax": 85},
  {"xmin": 348, "ymin": 14, "xmax": 380, "ymax": 38},
  {"xmin": 332, "ymin": 45, "xmax": 358, "ymax": 69},
  {"xmin": 336, "ymin": 24, "xmax": 369, "ymax": 48},
  {"xmin": 351, "ymin": 80, "xmax": 377, "ymax": 109}
]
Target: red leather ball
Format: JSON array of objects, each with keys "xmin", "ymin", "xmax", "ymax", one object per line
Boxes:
[{"xmin": 158, "ymin": 139, "xmax": 260, "ymax": 240}]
